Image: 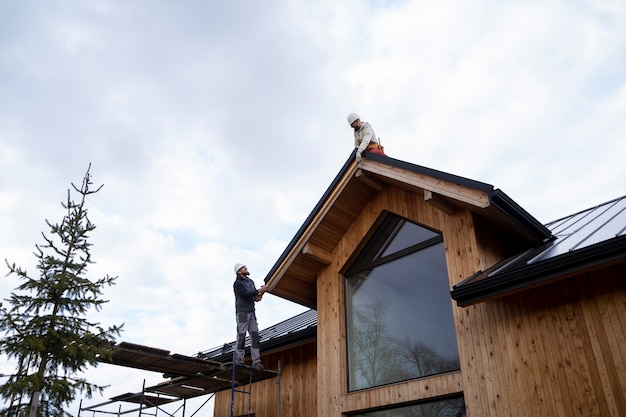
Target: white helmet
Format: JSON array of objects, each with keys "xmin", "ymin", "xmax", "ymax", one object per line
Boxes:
[
  {"xmin": 347, "ymin": 113, "xmax": 360, "ymax": 125},
  {"xmin": 234, "ymin": 263, "xmax": 246, "ymax": 274}
]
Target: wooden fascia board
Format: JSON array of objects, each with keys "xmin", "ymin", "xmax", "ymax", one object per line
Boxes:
[
  {"xmin": 360, "ymin": 161, "xmax": 491, "ymax": 208},
  {"xmin": 266, "ymin": 163, "xmax": 359, "ymax": 292}
]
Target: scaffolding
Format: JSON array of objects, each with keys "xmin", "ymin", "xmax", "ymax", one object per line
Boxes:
[
  {"xmin": 228, "ymin": 351, "xmax": 282, "ymax": 417},
  {"xmin": 78, "ymin": 342, "xmax": 279, "ymax": 417}
]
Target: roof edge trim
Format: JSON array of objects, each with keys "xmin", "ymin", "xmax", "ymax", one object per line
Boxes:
[
  {"xmin": 451, "ymin": 235, "xmax": 626, "ymax": 306},
  {"xmin": 263, "ymin": 150, "xmax": 358, "ymax": 286},
  {"xmin": 489, "ymin": 189, "xmax": 552, "ymax": 240}
]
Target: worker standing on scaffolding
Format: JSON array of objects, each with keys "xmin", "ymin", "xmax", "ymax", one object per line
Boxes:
[{"xmin": 233, "ymin": 263, "xmax": 269, "ymax": 370}]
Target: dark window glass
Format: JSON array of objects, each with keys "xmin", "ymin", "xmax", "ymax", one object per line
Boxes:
[
  {"xmin": 351, "ymin": 396, "xmax": 466, "ymax": 417},
  {"xmin": 379, "ymin": 220, "xmax": 440, "ymax": 258},
  {"xmin": 345, "ymin": 216, "xmax": 460, "ymax": 391}
]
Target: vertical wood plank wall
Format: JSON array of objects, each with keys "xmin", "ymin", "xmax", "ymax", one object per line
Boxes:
[
  {"xmin": 315, "ymin": 186, "xmax": 626, "ymax": 416},
  {"xmin": 459, "ymin": 264, "xmax": 626, "ymax": 417},
  {"xmin": 213, "ymin": 341, "xmax": 317, "ymax": 417},
  {"xmin": 215, "ymin": 183, "xmax": 626, "ymax": 416},
  {"xmin": 317, "ymin": 187, "xmax": 468, "ymax": 416}
]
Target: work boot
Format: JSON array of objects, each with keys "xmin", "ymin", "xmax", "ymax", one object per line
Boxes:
[{"xmin": 252, "ymin": 362, "xmax": 264, "ymax": 371}]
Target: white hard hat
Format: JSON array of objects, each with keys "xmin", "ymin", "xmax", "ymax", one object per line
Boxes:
[
  {"xmin": 347, "ymin": 113, "xmax": 360, "ymax": 125},
  {"xmin": 234, "ymin": 263, "xmax": 246, "ymax": 274}
]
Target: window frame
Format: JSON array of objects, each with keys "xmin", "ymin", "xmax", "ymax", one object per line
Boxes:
[{"xmin": 343, "ymin": 213, "xmax": 460, "ymax": 392}]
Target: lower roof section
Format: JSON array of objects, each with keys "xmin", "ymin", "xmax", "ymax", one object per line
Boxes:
[
  {"xmin": 452, "ymin": 195, "xmax": 626, "ymax": 306},
  {"xmin": 199, "ymin": 308, "xmax": 317, "ymax": 362}
]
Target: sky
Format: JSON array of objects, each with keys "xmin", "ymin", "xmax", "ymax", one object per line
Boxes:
[{"xmin": 1, "ymin": 0, "xmax": 625, "ymax": 415}]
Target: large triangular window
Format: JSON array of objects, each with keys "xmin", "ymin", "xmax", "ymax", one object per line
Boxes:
[{"xmin": 344, "ymin": 214, "xmax": 460, "ymax": 391}]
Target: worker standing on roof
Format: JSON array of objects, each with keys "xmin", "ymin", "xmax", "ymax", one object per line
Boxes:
[
  {"xmin": 233, "ymin": 263, "xmax": 269, "ymax": 370},
  {"xmin": 347, "ymin": 112, "xmax": 387, "ymax": 163}
]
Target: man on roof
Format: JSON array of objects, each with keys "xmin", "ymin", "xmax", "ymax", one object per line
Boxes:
[
  {"xmin": 233, "ymin": 263, "xmax": 269, "ymax": 370},
  {"xmin": 347, "ymin": 112, "xmax": 387, "ymax": 163}
]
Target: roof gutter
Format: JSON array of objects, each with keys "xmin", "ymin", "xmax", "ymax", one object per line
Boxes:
[
  {"xmin": 489, "ymin": 189, "xmax": 553, "ymax": 241},
  {"xmin": 451, "ymin": 235, "xmax": 626, "ymax": 306}
]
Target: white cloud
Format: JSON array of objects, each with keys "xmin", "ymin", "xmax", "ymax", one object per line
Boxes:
[{"xmin": 1, "ymin": 0, "xmax": 625, "ymax": 414}]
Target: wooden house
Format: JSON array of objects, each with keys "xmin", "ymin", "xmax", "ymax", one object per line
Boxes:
[{"xmin": 205, "ymin": 151, "xmax": 626, "ymax": 417}]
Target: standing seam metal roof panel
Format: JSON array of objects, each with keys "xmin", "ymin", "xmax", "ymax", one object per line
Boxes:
[
  {"xmin": 531, "ymin": 196, "xmax": 626, "ymax": 263},
  {"xmin": 199, "ymin": 309, "xmax": 317, "ymax": 360},
  {"xmin": 451, "ymin": 194, "xmax": 626, "ymax": 306}
]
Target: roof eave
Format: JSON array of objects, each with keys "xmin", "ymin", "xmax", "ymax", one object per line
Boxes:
[
  {"xmin": 451, "ymin": 235, "xmax": 626, "ymax": 306},
  {"xmin": 262, "ymin": 151, "xmax": 359, "ymax": 290},
  {"xmin": 264, "ymin": 151, "xmax": 552, "ymax": 307},
  {"xmin": 489, "ymin": 189, "xmax": 552, "ymax": 241}
]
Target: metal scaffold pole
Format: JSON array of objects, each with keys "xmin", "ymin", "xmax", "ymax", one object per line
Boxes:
[
  {"xmin": 229, "ymin": 354, "xmax": 254, "ymax": 417},
  {"xmin": 277, "ymin": 360, "xmax": 281, "ymax": 417},
  {"xmin": 230, "ymin": 351, "xmax": 236, "ymax": 417},
  {"xmin": 229, "ymin": 351, "xmax": 280, "ymax": 417}
]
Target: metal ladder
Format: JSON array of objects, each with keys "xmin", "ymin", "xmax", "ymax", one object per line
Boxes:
[
  {"xmin": 229, "ymin": 351, "xmax": 254, "ymax": 417},
  {"xmin": 229, "ymin": 351, "xmax": 281, "ymax": 417}
]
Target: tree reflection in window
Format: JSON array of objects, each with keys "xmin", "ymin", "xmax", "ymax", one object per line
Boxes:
[{"xmin": 345, "ymin": 215, "xmax": 460, "ymax": 391}]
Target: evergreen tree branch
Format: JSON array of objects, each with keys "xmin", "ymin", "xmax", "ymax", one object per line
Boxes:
[{"xmin": 0, "ymin": 164, "xmax": 123, "ymax": 417}]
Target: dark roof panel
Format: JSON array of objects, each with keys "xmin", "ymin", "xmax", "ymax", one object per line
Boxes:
[
  {"xmin": 451, "ymin": 195, "xmax": 626, "ymax": 306},
  {"xmin": 199, "ymin": 309, "xmax": 317, "ymax": 362},
  {"xmin": 533, "ymin": 196, "xmax": 626, "ymax": 261}
]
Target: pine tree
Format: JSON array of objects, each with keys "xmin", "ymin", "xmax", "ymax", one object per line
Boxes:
[{"xmin": 0, "ymin": 165, "xmax": 123, "ymax": 417}]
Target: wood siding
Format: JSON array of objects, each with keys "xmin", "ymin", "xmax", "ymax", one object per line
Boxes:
[
  {"xmin": 315, "ymin": 185, "xmax": 626, "ymax": 416},
  {"xmin": 317, "ymin": 187, "xmax": 469, "ymax": 416},
  {"xmin": 224, "ymin": 180, "xmax": 626, "ymax": 417},
  {"xmin": 457, "ymin": 263, "xmax": 626, "ymax": 417},
  {"xmin": 213, "ymin": 341, "xmax": 317, "ymax": 417}
]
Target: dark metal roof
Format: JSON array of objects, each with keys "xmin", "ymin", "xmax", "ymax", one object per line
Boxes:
[
  {"xmin": 198, "ymin": 309, "xmax": 317, "ymax": 362},
  {"xmin": 263, "ymin": 151, "xmax": 552, "ymax": 308},
  {"xmin": 539, "ymin": 195, "xmax": 626, "ymax": 258},
  {"xmin": 451, "ymin": 195, "xmax": 626, "ymax": 306}
]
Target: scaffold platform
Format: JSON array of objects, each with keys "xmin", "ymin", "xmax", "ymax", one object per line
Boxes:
[{"xmin": 79, "ymin": 341, "xmax": 278, "ymax": 416}]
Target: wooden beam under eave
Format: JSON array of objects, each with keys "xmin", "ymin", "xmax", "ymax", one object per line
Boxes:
[
  {"xmin": 424, "ymin": 189, "xmax": 457, "ymax": 215},
  {"xmin": 355, "ymin": 169, "xmax": 384, "ymax": 190},
  {"xmin": 302, "ymin": 243, "xmax": 332, "ymax": 265},
  {"xmin": 361, "ymin": 162, "xmax": 490, "ymax": 208}
]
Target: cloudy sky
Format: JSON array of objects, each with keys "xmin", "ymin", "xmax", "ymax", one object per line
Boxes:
[{"xmin": 1, "ymin": 0, "xmax": 625, "ymax": 414}]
